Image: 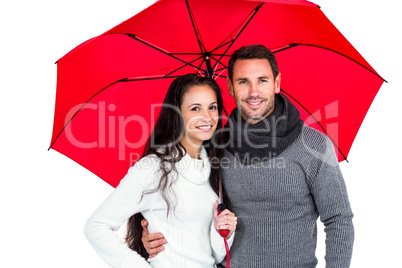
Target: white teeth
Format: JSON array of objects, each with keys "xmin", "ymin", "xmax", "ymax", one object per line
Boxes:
[
  {"xmin": 197, "ymin": 126, "xmax": 211, "ymax": 129},
  {"xmin": 247, "ymin": 101, "xmax": 263, "ymax": 105}
]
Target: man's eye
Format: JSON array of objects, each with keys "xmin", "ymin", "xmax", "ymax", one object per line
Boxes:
[
  {"xmin": 239, "ymin": 80, "xmax": 247, "ymax": 85},
  {"xmin": 260, "ymin": 79, "xmax": 268, "ymax": 83}
]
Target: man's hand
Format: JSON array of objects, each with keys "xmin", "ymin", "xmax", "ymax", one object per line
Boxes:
[{"xmin": 141, "ymin": 219, "xmax": 167, "ymax": 258}]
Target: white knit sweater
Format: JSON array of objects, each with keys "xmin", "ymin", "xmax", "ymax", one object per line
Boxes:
[{"xmin": 84, "ymin": 147, "xmax": 233, "ymax": 268}]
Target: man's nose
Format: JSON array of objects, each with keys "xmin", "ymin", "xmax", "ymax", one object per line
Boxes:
[{"xmin": 248, "ymin": 82, "xmax": 259, "ymax": 96}]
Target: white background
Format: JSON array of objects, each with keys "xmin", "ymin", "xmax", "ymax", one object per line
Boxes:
[{"xmin": 1, "ymin": 0, "xmax": 401, "ymax": 267}]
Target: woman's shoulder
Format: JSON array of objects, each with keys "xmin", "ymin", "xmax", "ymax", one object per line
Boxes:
[
  {"xmin": 128, "ymin": 154, "xmax": 162, "ymax": 177},
  {"xmin": 117, "ymin": 154, "xmax": 161, "ymax": 187}
]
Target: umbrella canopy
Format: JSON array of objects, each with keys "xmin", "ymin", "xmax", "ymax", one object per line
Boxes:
[{"xmin": 49, "ymin": 0, "xmax": 385, "ymax": 187}]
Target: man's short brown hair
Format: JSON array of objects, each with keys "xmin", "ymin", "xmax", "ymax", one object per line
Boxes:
[{"xmin": 228, "ymin": 44, "xmax": 279, "ymax": 82}]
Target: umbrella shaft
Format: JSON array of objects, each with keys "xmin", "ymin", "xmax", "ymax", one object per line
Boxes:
[{"xmin": 205, "ymin": 55, "xmax": 213, "ymax": 78}]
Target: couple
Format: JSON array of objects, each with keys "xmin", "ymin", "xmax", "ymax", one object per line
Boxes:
[{"xmin": 85, "ymin": 45, "xmax": 354, "ymax": 268}]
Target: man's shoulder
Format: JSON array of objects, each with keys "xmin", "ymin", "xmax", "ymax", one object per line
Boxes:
[
  {"xmin": 287, "ymin": 125, "xmax": 336, "ymax": 160},
  {"xmin": 301, "ymin": 124, "xmax": 328, "ymax": 138},
  {"xmin": 295, "ymin": 125, "xmax": 340, "ymax": 164},
  {"xmin": 299, "ymin": 124, "xmax": 329, "ymax": 146}
]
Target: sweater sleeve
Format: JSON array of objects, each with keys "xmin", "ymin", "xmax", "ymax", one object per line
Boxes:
[
  {"xmin": 307, "ymin": 137, "xmax": 354, "ymax": 268},
  {"xmin": 210, "ymin": 220, "xmax": 235, "ymax": 264},
  {"xmin": 84, "ymin": 157, "xmax": 159, "ymax": 268}
]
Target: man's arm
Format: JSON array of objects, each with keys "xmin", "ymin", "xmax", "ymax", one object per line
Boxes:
[
  {"xmin": 141, "ymin": 219, "xmax": 167, "ymax": 258},
  {"xmin": 308, "ymin": 137, "xmax": 354, "ymax": 268},
  {"xmin": 141, "ymin": 203, "xmax": 237, "ymax": 260}
]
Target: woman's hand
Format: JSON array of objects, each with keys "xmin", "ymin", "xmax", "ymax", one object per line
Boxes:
[{"xmin": 213, "ymin": 201, "xmax": 237, "ymax": 239}]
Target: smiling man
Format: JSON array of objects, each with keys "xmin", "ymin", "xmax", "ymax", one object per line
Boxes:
[
  {"xmin": 142, "ymin": 45, "xmax": 354, "ymax": 268},
  {"xmin": 227, "ymin": 57, "xmax": 280, "ymax": 124}
]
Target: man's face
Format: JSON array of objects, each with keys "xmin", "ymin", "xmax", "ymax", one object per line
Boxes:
[{"xmin": 228, "ymin": 59, "xmax": 281, "ymax": 124}]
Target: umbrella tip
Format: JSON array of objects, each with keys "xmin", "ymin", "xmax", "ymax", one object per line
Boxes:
[{"xmin": 256, "ymin": 3, "xmax": 264, "ymax": 10}]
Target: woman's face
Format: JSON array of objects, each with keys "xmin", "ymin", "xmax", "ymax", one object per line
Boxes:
[{"xmin": 179, "ymin": 85, "xmax": 219, "ymax": 149}]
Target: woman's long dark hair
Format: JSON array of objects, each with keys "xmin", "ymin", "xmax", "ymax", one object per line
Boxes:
[{"xmin": 125, "ymin": 74, "xmax": 225, "ymax": 258}]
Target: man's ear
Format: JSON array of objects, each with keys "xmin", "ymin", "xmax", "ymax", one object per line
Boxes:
[
  {"xmin": 227, "ymin": 77, "xmax": 234, "ymax": 97},
  {"xmin": 275, "ymin": 73, "xmax": 281, "ymax": 94}
]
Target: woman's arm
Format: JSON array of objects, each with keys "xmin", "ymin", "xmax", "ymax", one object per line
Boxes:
[{"xmin": 84, "ymin": 159, "xmax": 158, "ymax": 268}]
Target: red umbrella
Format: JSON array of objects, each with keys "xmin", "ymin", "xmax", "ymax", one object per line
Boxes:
[{"xmin": 49, "ymin": 0, "xmax": 385, "ymax": 187}]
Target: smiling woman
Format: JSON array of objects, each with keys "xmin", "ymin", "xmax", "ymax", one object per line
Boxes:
[
  {"xmin": 179, "ymin": 84, "xmax": 220, "ymax": 159},
  {"xmin": 83, "ymin": 74, "xmax": 237, "ymax": 268}
]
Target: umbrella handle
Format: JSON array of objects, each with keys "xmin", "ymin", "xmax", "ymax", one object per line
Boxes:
[
  {"xmin": 217, "ymin": 203, "xmax": 230, "ymax": 268},
  {"xmin": 218, "ymin": 203, "xmax": 230, "ymax": 237}
]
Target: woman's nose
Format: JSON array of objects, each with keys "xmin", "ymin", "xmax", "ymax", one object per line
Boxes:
[{"xmin": 200, "ymin": 109, "xmax": 212, "ymax": 122}]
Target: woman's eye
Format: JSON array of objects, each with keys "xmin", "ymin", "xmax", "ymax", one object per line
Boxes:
[
  {"xmin": 210, "ymin": 105, "xmax": 217, "ymax": 110},
  {"xmin": 191, "ymin": 106, "xmax": 200, "ymax": 111}
]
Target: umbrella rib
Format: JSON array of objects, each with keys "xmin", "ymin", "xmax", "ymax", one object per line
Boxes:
[
  {"xmin": 165, "ymin": 55, "xmax": 204, "ymax": 76},
  {"xmin": 211, "ymin": 3, "xmax": 265, "ymax": 71},
  {"xmin": 124, "ymin": 75, "xmax": 180, "ymax": 82},
  {"xmin": 276, "ymin": 43, "xmax": 387, "ymax": 82},
  {"xmin": 214, "ymin": 67, "xmax": 226, "ymax": 72},
  {"xmin": 185, "ymin": 0, "xmax": 206, "ymax": 54},
  {"xmin": 272, "ymin": 44, "xmax": 299, "ymax": 54},
  {"xmin": 210, "ymin": 55, "xmax": 228, "ymax": 69},
  {"xmin": 48, "ymin": 79, "xmax": 126, "ymax": 150},
  {"xmin": 126, "ymin": 34, "xmax": 206, "ymax": 73},
  {"xmin": 170, "ymin": 52, "xmax": 230, "ymax": 57},
  {"xmin": 210, "ymin": 40, "xmax": 234, "ymax": 54},
  {"xmin": 281, "ymin": 89, "xmax": 348, "ymax": 162},
  {"xmin": 210, "ymin": 55, "xmax": 228, "ymax": 78},
  {"xmin": 213, "ymin": 71, "xmax": 227, "ymax": 79},
  {"xmin": 171, "ymin": 53, "xmax": 203, "ymax": 55},
  {"xmin": 49, "ymin": 75, "xmax": 184, "ymax": 150},
  {"xmin": 211, "ymin": 54, "xmax": 231, "ymax": 57},
  {"xmin": 195, "ymin": 58, "xmax": 206, "ymax": 76}
]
